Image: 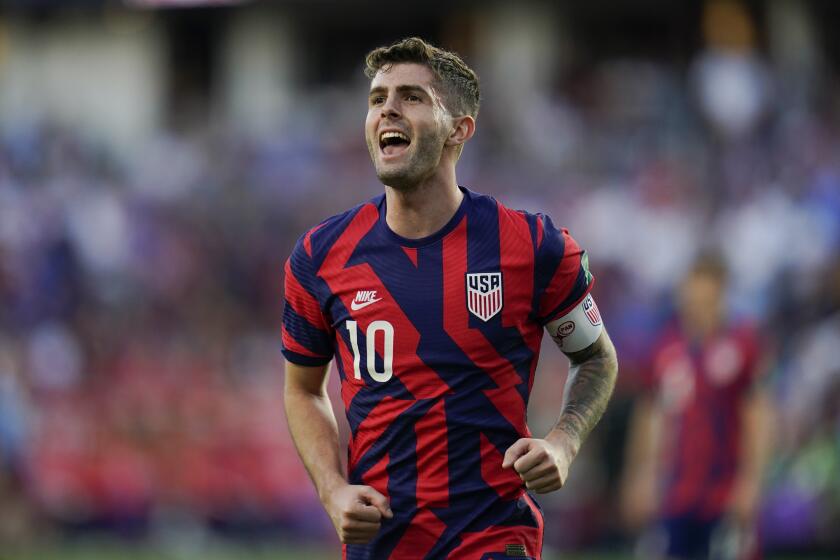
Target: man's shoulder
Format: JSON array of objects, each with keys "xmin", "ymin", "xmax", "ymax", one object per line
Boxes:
[
  {"xmin": 465, "ymin": 188, "xmax": 526, "ymax": 218},
  {"xmin": 465, "ymin": 190, "xmax": 588, "ymax": 270},
  {"xmin": 477, "ymin": 191, "xmax": 574, "ymax": 240},
  {"xmin": 465, "ymin": 188, "xmax": 550, "ymax": 232},
  {"xmin": 294, "ymin": 194, "xmax": 384, "ymax": 258}
]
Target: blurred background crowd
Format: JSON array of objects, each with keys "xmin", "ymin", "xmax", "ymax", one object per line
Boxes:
[{"xmin": 0, "ymin": 0, "xmax": 838, "ymax": 557}]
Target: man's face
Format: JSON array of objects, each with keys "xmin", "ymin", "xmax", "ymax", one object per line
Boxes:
[
  {"xmin": 678, "ymin": 272, "xmax": 725, "ymax": 336},
  {"xmin": 365, "ymin": 63, "xmax": 453, "ymax": 190}
]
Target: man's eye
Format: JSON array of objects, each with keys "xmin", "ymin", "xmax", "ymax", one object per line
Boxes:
[
  {"xmin": 371, "ymin": 96, "xmax": 385, "ymax": 105},
  {"xmin": 406, "ymin": 95, "xmax": 421, "ymax": 102}
]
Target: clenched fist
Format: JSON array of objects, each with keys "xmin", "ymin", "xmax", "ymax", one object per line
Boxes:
[
  {"xmin": 502, "ymin": 437, "xmax": 575, "ymax": 494},
  {"xmin": 324, "ymin": 484, "xmax": 393, "ymax": 544}
]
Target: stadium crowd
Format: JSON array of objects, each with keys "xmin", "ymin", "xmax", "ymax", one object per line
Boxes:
[{"xmin": 0, "ymin": 36, "xmax": 839, "ymax": 556}]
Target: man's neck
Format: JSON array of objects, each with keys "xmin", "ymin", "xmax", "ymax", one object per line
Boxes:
[
  {"xmin": 682, "ymin": 316, "xmax": 724, "ymax": 345},
  {"xmin": 383, "ymin": 171, "xmax": 463, "ymax": 240}
]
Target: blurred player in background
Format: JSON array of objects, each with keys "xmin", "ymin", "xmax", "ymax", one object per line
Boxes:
[
  {"xmin": 620, "ymin": 254, "xmax": 773, "ymax": 560},
  {"xmin": 281, "ymin": 37, "xmax": 618, "ymax": 559}
]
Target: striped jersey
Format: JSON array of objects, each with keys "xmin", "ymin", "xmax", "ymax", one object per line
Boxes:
[
  {"xmin": 282, "ymin": 187, "xmax": 594, "ymax": 559},
  {"xmin": 648, "ymin": 323, "xmax": 761, "ymax": 520}
]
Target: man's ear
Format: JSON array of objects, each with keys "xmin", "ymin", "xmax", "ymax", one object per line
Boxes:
[{"xmin": 445, "ymin": 115, "xmax": 476, "ymax": 148}]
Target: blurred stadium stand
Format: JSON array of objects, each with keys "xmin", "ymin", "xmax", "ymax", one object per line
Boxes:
[{"xmin": 0, "ymin": 0, "xmax": 839, "ymax": 557}]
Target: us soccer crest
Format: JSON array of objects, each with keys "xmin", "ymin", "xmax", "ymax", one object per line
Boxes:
[
  {"xmin": 466, "ymin": 272, "xmax": 503, "ymax": 321},
  {"xmin": 582, "ymin": 294, "xmax": 601, "ymax": 325}
]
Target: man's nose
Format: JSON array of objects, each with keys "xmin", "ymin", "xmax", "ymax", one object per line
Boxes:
[{"xmin": 381, "ymin": 96, "xmax": 401, "ymax": 118}]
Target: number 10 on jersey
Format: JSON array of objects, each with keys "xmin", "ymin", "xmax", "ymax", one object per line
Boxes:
[{"xmin": 345, "ymin": 320, "xmax": 394, "ymax": 382}]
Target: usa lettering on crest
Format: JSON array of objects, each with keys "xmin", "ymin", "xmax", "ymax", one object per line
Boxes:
[
  {"xmin": 583, "ymin": 294, "xmax": 601, "ymax": 326},
  {"xmin": 466, "ymin": 272, "xmax": 503, "ymax": 322}
]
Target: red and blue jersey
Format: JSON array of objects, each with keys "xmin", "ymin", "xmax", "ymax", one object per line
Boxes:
[
  {"xmin": 647, "ymin": 324, "xmax": 762, "ymax": 521},
  {"xmin": 282, "ymin": 187, "xmax": 594, "ymax": 559}
]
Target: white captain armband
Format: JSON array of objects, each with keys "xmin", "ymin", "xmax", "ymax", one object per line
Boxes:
[{"xmin": 545, "ymin": 293, "xmax": 603, "ymax": 353}]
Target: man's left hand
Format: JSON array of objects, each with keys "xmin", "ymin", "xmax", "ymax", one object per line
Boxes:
[{"xmin": 501, "ymin": 437, "xmax": 575, "ymax": 494}]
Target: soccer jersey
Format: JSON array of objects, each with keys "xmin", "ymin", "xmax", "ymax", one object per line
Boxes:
[
  {"xmin": 282, "ymin": 187, "xmax": 594, "ymax": 559},
  {"xmin": 647, "ymin": 324, "xmax": 761, "ymax": 521}
]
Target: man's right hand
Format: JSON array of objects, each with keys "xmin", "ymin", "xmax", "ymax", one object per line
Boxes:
[{"xmin": 324, "ymin": 484, "xmax": 393, "ymax": 544}]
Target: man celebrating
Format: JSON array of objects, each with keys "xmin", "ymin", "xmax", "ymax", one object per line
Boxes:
[{"xmin": 282, "ymin": 37, "xmax": 618, "ymax": 559}]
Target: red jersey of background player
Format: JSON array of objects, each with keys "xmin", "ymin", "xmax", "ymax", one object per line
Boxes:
[{"xmin": 648, "ymin": 321, "xmax": 762, "ymax": 519}]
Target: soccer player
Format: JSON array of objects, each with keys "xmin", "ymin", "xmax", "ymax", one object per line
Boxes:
[
  {"xmin": 620, "ymin": 254, "xmax": 772, "ymax": 560},
  {"xmin": 282, "ymin": 37, "xmax": 618, "ymax": 559}
]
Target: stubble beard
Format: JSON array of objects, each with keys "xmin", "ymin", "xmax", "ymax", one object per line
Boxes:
[{"xmin": 369, "ymin": 128, "xmax": 447, "ymax": 191}]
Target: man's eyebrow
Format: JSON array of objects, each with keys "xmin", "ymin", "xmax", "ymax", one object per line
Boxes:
[
  {"xmin": 396, "ymin": 85, "xmax": 427, "ymax": 94},
  {"xmin": 368, "ymin": 84, "xmax": 429, "ymax": 96}
]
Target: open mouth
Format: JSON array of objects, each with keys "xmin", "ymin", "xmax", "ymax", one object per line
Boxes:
[{"xmin": 379, "ymin": 130, "xmax": 411, "ymax": 157}]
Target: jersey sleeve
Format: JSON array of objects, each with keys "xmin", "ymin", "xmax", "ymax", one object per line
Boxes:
[
  {"xmin": 281, "ymin": 235, "xmax": 334, "ymax": 366},
  {"xmin": 735, "ymin": 324, "xmax": 767, "ymax": 392},
  {"xmin": 533, "ymin": 214, "xmax": 595, "ymax": 325}
]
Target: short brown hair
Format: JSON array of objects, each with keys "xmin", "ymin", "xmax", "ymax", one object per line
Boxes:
[
  {"xmin": 687, "ymin": 251, "xmax": 729, "ymax": 284},
  {"xmin": 364, "ymin": 37, "xmax": 480, "ymax": 118}
]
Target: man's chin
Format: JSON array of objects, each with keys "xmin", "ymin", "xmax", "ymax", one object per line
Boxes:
[{"xmin": 376, "ymin": 167, "xmax": 419, "ymax": 191}]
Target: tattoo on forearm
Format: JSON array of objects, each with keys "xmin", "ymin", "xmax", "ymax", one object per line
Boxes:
[{"xmin": 557, "ymin": 333, "xmax": 618, "ymax": 446}]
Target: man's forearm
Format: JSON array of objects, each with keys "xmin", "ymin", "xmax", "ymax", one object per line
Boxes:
[
  {"xmin": 741, "ymin": 390, "xmax": 771, "ymax": 471},
  {"xmin": 284, "ymin": 378, "xmax": 346, "ymax": 501},
  {"xmin": 735, "ymin": 388, "xmax": 773, "ymax": 492},
  {"xmin": 549, "ymin": 330, "xmax": 618, "ymax": 455}
]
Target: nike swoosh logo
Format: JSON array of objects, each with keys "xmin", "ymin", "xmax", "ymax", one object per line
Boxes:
[{"xmin": 350, "ymin": 298, "xmax": 382, "ymax": 311}]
